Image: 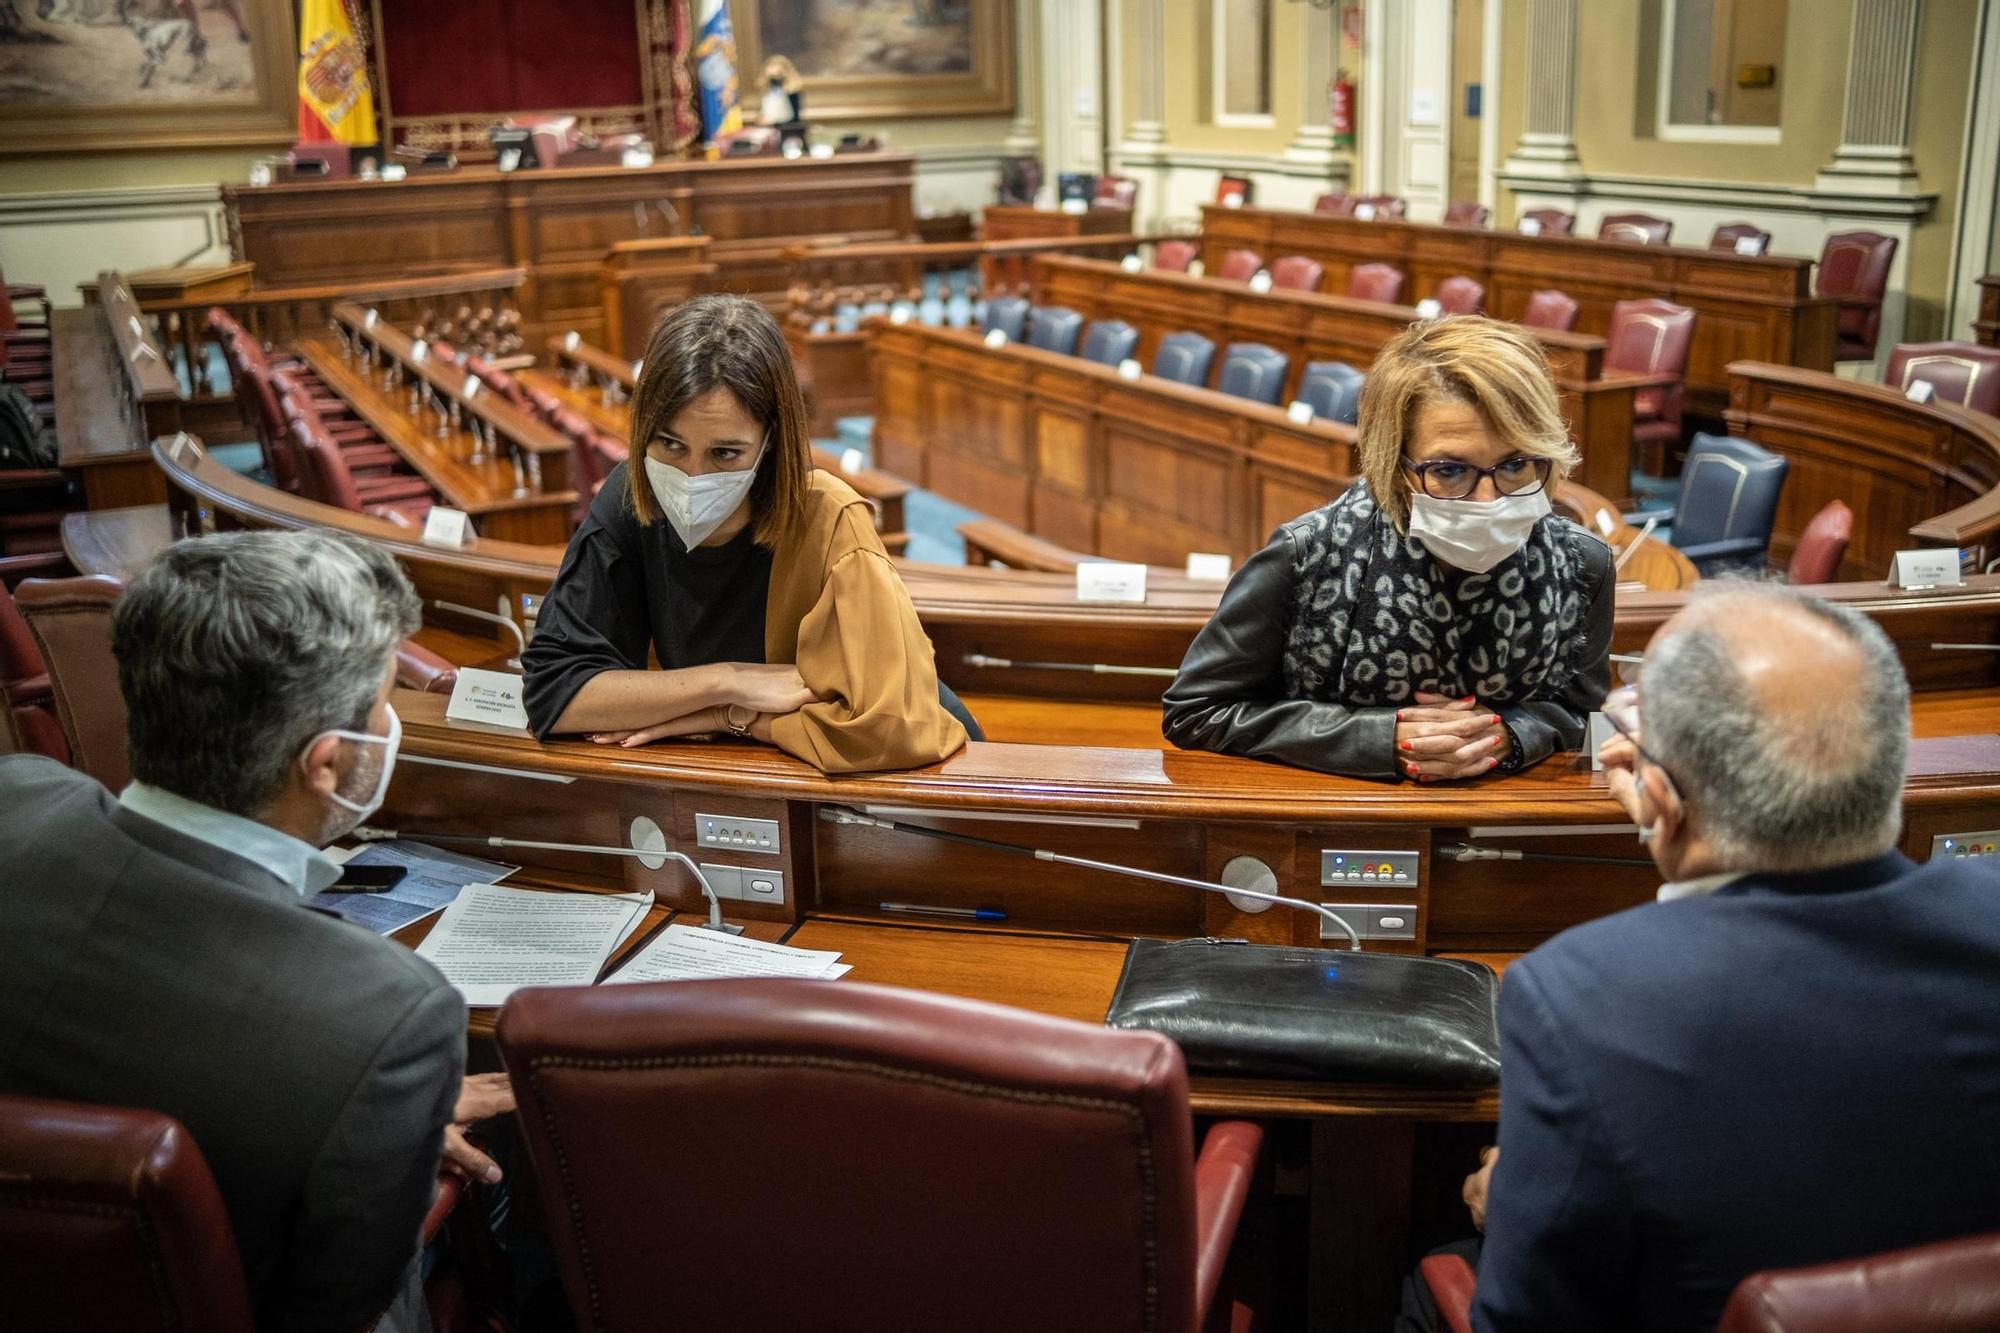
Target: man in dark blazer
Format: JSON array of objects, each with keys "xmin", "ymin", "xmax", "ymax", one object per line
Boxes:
[
  {"xmin": 1470, "ymin": 583, "xmax": 2000, "ymax": 1331},
  {"xmin": 0, "ymin": 530, "xmax": 491, "ymax": 1333}
]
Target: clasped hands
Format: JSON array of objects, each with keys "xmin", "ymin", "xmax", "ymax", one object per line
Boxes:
[
  {"xmin": 1395, "ymin": 691, "xmax": 1511, "ymax": 782},
  {"xmin": 587, "ymin": 664, "xmax": 826, "ymax": 749}
]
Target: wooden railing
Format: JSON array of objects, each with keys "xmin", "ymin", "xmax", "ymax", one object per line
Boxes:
[
  {"xmin": 781, "ymin": 232, "xmax": 1181, "ymax": 301},
  {"xmin": 96, "ymin": 270, "xmax": 182, "ymax": 442}
]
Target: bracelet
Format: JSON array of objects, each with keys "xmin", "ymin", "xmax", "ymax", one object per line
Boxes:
[
  {"xmin": 1495, "ymin": 721, "xmax": 1527, "ymax": 774},
  {"xmin": 724, "ymin": 703, "xmax": 757, "ymax": 737}
]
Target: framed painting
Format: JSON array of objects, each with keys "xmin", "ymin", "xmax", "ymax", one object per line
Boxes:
[
  {"xmin": 732, "ymin": 0, "xmax": 1012, "ymax": 122},
  {"xmin": 0, "ymin": 0, "xmax": 297, "ymax": 153}
]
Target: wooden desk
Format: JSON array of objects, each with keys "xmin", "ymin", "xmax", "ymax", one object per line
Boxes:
[
  {"xmin": 1201, "ymin": 204, "xmax": 1837, "ymax": 420},
  {"xmin": 598, "ymin": 237, "xmax": 716, "ymax": 358},
  {"xmin": 60, "ymin": 504, "xmax": 172, "ymax": 581},
  {"xmin": 53, "ymin": 304, "xmax": 171, "ymax": 510},
  {"xmin": 982, "ymin": 204, "xmax": 1136, "ymax": 242},
  {"xmin": 223, "ymin": 154, "xmax": 918, "ymax": 347}
]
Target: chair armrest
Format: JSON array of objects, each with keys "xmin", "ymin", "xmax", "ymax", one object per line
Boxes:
[
  {"xmin": 395, "ymin": 640, "xmax": 460, "ymax": 694},
  {"xmin": 5, "ymin": 671, "xmax": 51, "ymax": 708},
  {"xmin": 1417, "ymin": 1253, "xmax": 1477, "ymax": 1333},
  {"xmin": 0, "ymin": 552, "xmax": 73, "ymax": 587},
  {"xmin": 423, "ymin": 1172, "xmax": 462, "ymax": 1246},
  {"xmin": 1677, "ymin": 535, "xmax": 1769, "ymax": 564},
  {"xmin": 1601, "ymin": 370, "xmax": 1685, "ymax": 391},
  {"xmin": 1192, "ymin": 1119, "xmax": 1264, "ymax": 1326}
]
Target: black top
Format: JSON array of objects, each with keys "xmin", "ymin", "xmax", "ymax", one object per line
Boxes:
[{"xmin": 523, "ymin": 464, "xmax": 773, "ymax": 738}]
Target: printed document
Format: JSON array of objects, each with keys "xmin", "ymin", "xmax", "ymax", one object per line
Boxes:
[
  {"xmin": 607, "ymin": 924, "xmax": 852, "ymax": 983},
  {"xmin": 417, "ymin": 883, "xmax": 654, "ymax": 1006}
]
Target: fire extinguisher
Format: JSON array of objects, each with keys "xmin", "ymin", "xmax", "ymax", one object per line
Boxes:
[{"xmin": 1330, "ymin": 69, "xmax": 1356, "ymax": 151}]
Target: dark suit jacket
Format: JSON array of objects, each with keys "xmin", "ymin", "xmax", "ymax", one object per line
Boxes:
[
  {"xmin": 1473, "ymin": 851, "xmax": 2000, "ymax": 1332},
  {"xmin": 0, "ymin": 757, "xmax": 465, "ymax": 1333}
]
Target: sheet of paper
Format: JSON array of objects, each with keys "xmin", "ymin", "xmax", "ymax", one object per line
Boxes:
[
  {"xmin": 607, "ymin": 924, "xmax": 849, "ymax": 984},
  {"xmin": 417, "ymin": 884, "xmax": 654, "ymax": 1007},
  {"xmin": 1077, "ymin": 561, "xmax": 1148, "ymax": 604},
  {"xmin": 310, "ymin": 841, "xmax": 517, "ymax": 935}
]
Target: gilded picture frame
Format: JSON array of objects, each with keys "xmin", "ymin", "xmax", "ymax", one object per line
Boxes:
[
  {"xmin": 0, "ymin": 0, "xmax": 297, "ymax": 154},
  {"xmin": 731, "ymin": 0, "xmax": 1013, "ymax": 122}
]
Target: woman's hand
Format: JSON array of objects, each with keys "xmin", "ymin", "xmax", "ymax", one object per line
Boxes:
[
  {"xmin": 724, "ymin": 664, "xmax": 823, "ymax": 716},
  {"xmin": 588, "ymin": 706, "xmax": 729, "ymax": 748},
  {"xmin": 1395, "ymin": 691, "xmax": 1509, "ymax": 782}
]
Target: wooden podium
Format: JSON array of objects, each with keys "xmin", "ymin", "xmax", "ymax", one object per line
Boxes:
[
  {"xmin": 598, "ymin": 238, "xmax": 718, "ymax": 359},
  {"xmin": 981, "ymin": 205, "xmax": 1135, "ymax": 242}
]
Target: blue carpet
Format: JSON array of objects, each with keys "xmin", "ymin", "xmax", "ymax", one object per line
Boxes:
[{"xmin": 210, "ymin": 442, "xmax": 265, "ymax": 478}]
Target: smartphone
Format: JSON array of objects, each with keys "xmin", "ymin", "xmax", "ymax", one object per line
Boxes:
[{"xmin": 328, "ymin": 864, "xmax": 409, "ymax": 894}]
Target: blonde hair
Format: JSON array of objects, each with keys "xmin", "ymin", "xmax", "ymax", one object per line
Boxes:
[{"xmin": 1355, "ymin": 315, "xmax": 1578, "ymax": 530}]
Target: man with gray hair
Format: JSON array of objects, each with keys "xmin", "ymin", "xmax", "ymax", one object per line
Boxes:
[
  {"xmin": 1467, "ymin": 583, "xmax": 2000, "ymax": 1331},
  {"xmin": 0, "ymin": 530, "xmax": 500, "ymax": 1333}
]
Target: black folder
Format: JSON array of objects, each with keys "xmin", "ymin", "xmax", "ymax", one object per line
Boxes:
[{"xmin": 1104, "ymin": 938, "xmax": 1500, "ymax": 1088}]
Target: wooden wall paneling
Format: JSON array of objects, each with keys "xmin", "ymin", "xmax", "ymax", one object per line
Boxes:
[
  {"xmin": 1423, "ymin": 828, "xmax": 1661, "ymax": 954},
  {"xmin": 922, "ymin": 339, "xmax": 1033, "ymax": 529},
  {"xmin": 1026, "ymin": 364, "xmax": 1102, "ymax": 552},
  {"xmin": 869, "ymin": 330, "xmax": 930, "ymax": 483},
  {"xmin": 1094, "ymin": 381, "xmax": 1249, "ymax": 562},
  {"xmin": 600, "ymin": 237, "xmax": 716, "ymax": 358},
  {"xmin": 1200, "ymin": 825, "xmax": 1304, "ymax": 945}
]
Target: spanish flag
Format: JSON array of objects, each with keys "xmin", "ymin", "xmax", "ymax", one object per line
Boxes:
[
  {"xmin": 694, "ymin": 0, "xmax": 742, "ymax": 146},
  {"xmin": 298, "ymin": 0, "xmax": 378, "ymax": 146}
]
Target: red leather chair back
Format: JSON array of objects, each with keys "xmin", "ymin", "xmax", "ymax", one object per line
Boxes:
[
  {"xmin": 1607, "ymin": 298, "xmax": 1696, "ymax": 433},
  {"xmin": 291, "ymin": 418, "xmax": 365, "ymax": 512},
  {"xmin": 1434, "ymin": 276, "xmax": 1485, "ymax": 316},
  {"xmin": 0, "ymin": 1094, "xmax": 255, "ymax": 1333},
  {"xmin": 1093, "ymin": 174, "xmax": 1138, "ymax": 211},
  {"xmin": 1214, "ymin": 174, "xmax": 1253, "ymax": 206},
  {"xmin": 1519, "ymin": 288, "xmax": 1580, "ymax": 332},
  {"xmin": 1817, "ymin": 231, "xmax": 1897, "ymax": 360},
  {"xmin": 1717, "ymin": 1232, "xmax": 2000, "ymax": 1333},
  {"xmin": 15, "ymin": 575, "xmax": 129, "ymax": 793},
  {"xmin": 0, "ymin": 575, "xmax": 43, "ymax": 691},
  {"xmin": 462, "ymin": 358, "xmax": 534, "ymax": 413},
  {"xmin": 1884, "ymin": 341, "xmax": 2000, "ymax": 416},
  {"xmin": 1786, "ymin": 500, "xmax": 1853, "ymax": 584},
  {"xmin": 1269, "ymin": 255, "xmax": 1325, "ymax": 292},
  {"xmin": 1347, "ymin": 263, "xmax": 1405, "ymax": 304},
  {"xmin": 1154, "ymin": 238, "xmax": 1199, "ymax": 272},
  {"xmin": 1519, "ymin": 208, "xmax": 1574, "ymax": 237},
  {"xmin": 1217, "ymin": 248, "xmax": 1264, "ymax": 283},
  {"xmin": 497, "ymin": 979, "xmax": 1206, "ymax": 1333},
  {"xmin": 1443, "ymin": 201, "xmax": 1491, "ymax": 228},
  {"xmin": 1599, "ymin": 212, "xmax": 1673, "ymax": 245},
  {"xmin": 1711, "ymin": 222, "xmax": 1772, "ymax": 254},
  {"xmin": 1315, "ymin": 191, "xmax": 1355, "ymax": 217},
  {"xmin": 394, "ymin": 641, "xmax": 459, "ymax": 695}
]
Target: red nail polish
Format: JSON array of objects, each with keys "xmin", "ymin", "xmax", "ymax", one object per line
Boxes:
[
  {"xmin": 1400, "ymin": 740, "xmax": 1413, "ymax": 751},
  {"xmin": 1461, "ymin": 695, "xmax": 1476, "ymax": 703}
]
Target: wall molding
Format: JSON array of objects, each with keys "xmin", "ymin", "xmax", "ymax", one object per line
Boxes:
[
  {"xmin": 0, "ymin": 182, "xmax": 225, "ymax": 226},
  {"xmin": 1142, "ymin": 147, "xmax": 1350, "ymax": 183},
  {"xmin": 1495, "ymin": 169, "xmax": 1937, "ymax": 221}
]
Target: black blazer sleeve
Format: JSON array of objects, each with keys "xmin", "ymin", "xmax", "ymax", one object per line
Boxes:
[
  {"xmin": 1161, "ymin": 528, "xmax": 1398, "ymax": 778},
  {"xmin": 521, "ymin": 471, "xmax": 654, "ymax": 739},
  {"xmin": 1498, "ymin": 532, "xmax": 1615, "ymax": 768}
]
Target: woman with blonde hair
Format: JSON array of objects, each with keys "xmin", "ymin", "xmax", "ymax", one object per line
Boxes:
[
  {"xmin": 1163, "ymin": 316, "xmax": 1613, "ymax": 781},
  {"xmin": 523, "ymin": 294, "xmax": 971, "ymax": 773}
]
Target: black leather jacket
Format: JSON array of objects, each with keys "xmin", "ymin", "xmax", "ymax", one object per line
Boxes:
[{"xmin": 1161, "ymin": 518, "xmax": 1615, "ymax": 778}]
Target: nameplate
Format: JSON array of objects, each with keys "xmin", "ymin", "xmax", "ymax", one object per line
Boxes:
[
  {"xmin": 1733, "ymin": 235, "xmax": 1765, "ymax": 256},
  {"xmin": 1222, "ymin": 194, "xmax": 1244, "ymax": 209},
  {"xmin": 1185, "ymin": 552, "xmax": 1233, "ymax": 581},
  {"xmin": 1060, "ymin": 198, "xmax": 1088, "ymax": 215},
  {"xmin": 621, "ymin": 147, "xmax": 654, "ymax": 168},
  {"xmin": 381, "ymin": 163, "xmax": 408, "ymax": 182},
  {"xmin": 631, "ymin": 359, "xmax": 644, "ymax": 378},
  {"xmin": 1286, "ymin": 399, "xmax": 1315, "ymax": 424},
  {"xmin": 839, "ymin": 446, "xmax": 865, "ymax": 473},
  {"xmin": 1186, "ymin": 259, "xmax": 1206, "ymax": 278},
  {"xmin": 248, "ymin": 160, "xmax": 273, "ymax": 188},
  {"xmin": 1248, "ymin": 270, "xmax": 1273, "ymax": 293},
  {"xmin": 808, "ymin": 143, "xmax": 834, "ymax": 159},
  {"xmin": 1519, "ymin": 217, "xmax": 1542, "ymax": 236},
  {"xmin": 1415, "ymin": 298, "xmax": 1443, "ymax": 319},
  {"xmin": 1888, "ymin": 548, "xmax": 1964, "ymax": 590},
  {"xmin": 445, "ymin": 668, "xmax": 532, "ymax": 732},
  {"xmin": 890, "ymin": 305, "xmax": 912, "ymax": 324},
  {"xmin": 460, "ymin": 375, "xmax": 482, "ymax": 401},
  {"xmin": 1354, "ymin": 203, "xmax": 1377, "ymax": 221},
  {"xmin": 1587, "ymin": 711, "xmax": 1618, "ymax": 772},
  {"xmin": 421, "ymin": 505, "xmax": 471, "ymax": 549},
  {"xmin": 984, "ymin": 328, "xmax": 1010, "ymax": 349},
  {"xmin": 1905, "ymin": 379, "xmax": 1936, "ymax": 404},
  {"xmin": 1120, "ymin": 253, "xmax": 1144, "ymax": 272},
  {"xmin": 1077, "ymin": 562, "xmax": 1148, "ymax": 604},
  {"xmin": 564, "ymin": 330, "xmax": 581, "ymax": 351},
  {"xmin": 409, "ymin": 339, "xmax": 429, "ymax": 363},
  {"xmin": 1116, "ymin": 357, "xmax": 1143, "ymax": 380},
  {"xmin": 364, "ymin": 308, "xmax": 379, "ymax": 329}
]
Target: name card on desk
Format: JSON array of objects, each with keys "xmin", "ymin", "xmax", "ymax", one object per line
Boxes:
[
  {"xmin": 382, "ymin": 163, "xmax": 408, "ymax": 182},
  {"xmin": 409, "ymin": 339, "xmax": 429, "ymax": 363},
  {"xmin": 621, "ymin": 147, "xmax": 654, "ymax": 168},
  {"xmin": 1060, "ymin": 198, "xmax": 1088, "ymax": 215},
  {"xmin": 1222, "ymin": 194, "xmax": 1244, "ymax": 209},
  {"xmin": 1519, "ymin": 217, "xmax": 1543, "ymax": 236},
  {"xmin": 461, "ymin": 375, "xmax": 482, "ymax": 400},
  {"xmin": 421, "ymin": 505, "xmax": 471, "ymax": 548},
  {"xmin": 1248, "ymin": 270, "xmax": 1274, "ymax": 293},
  {"xmin": 1354, "ymin": 203, "xmax": 1378, "ymax": 221},
  {"xmin": 631, "ymin": 359, "xmax": 644, "ymax": 378},
  {"xmin": 1286, "ymin": 399, "xmax": 1315, "ymax": 424},
  {"xmin": 808, "ymin": 143, "xmax": 834, "ymax": 159},
  {"xmin": 1415, "ymin": 298, "xmax": 1443, "ymax": 319},
  {"xmin": 1733, "ymin": 235, "xmax": 1766, "ymax": 256},
  {"xmin": 1587, "ymin": 711, "xmax": 1618, "ymax": 772},
  {"xmin": 364, "ymin": 308, "xmax": 379, "ymax": 329},
  {"xmin": 1077, "ymin": 561, "xmax": 1148, "ymax": 604},
  {"xmin": 563, "ymin": 330, "xmax": 581, "ymax": 351},
  {"xmin": 1185, "ymin": 552, "xmax": 1233, "ymax": 581},
  {"xmin": 839, "ymin": 446, "xmax": 866, "ymax": 473},
  {"xmin": 1116, "ymin": 357, "xmax": 1143, "ymax": 380},
  {"xmin": 984, "ymin": 328, "xmax": 1010, "ymax": 348},
  {"xmin": 1120, "ymin": 253, "xmax": 1144, "ymax": 272},
  {"xmin": 1187, "ymin": 259, "xmax": 1206, "ymax": 278},
  {"xmin": 1905, "ymin": 379, "xmax": 1936, "ymax": 404},
  {"xmin": 446, "ymin": 667, "xmax": 532, "ymax": 732},
  {"xmin": 1888, "ymin": 548, "xmax": 1964, "ymax": 590}
]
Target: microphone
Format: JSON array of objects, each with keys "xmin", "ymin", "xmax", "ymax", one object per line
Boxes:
[
  {"xmin": 1932, "ymin": 643, "xmax": 2000, "ymax": 651},
  {"xmin": 818, "ymin": 806, "xmax": 1361, "ymax": 950},
  {"xmin": 1439, "ymin": 840, "xmax": 1653, "ymax": 867},
  {"xmin": 352, "ymin": 825, "xmax": 741, "ymax": 934}
]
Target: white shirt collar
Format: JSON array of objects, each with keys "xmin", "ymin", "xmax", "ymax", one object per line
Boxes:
[
  {"xmin": 119, "ymin": 782, "xmax": 342, "ymax": 898},
  {"xmin": 1657, "ymin": 872, "xmax": 1746, "ymax": 902}
]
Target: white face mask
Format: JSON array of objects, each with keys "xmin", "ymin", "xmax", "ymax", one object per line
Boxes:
[
  {"xmin": 644, "ymin": 437, "xmax": 766, "ymax": 550},
  {"xmin": 1406, "ymin": 489, "xmax": 1551, "ymax": 574},
  {"xmin": 310, "ymin": 703, "xmax": 402, "ymax": 830}
]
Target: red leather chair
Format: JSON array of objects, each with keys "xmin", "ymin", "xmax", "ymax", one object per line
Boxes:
[
  {"xmin": 1433, "ymin": 276, "xmax": 1486, "ymax": 316},
  {"xmin": 1314, "ymin": 191, "xmax": 1354, "ymax": 216},
  {"xmin": 1719, "ymin": 1232, "xmax": 2000, "ymax": 1333},
  {"xmin": 0, "ymin": 553, "xmax": 69, "ymax": 765},
  {"xmin": 1217, "ymin": 248, "xmax": 1265, "ymax": 283},
  {"xmin": 1093, "ymin": 174, "xmax": 1138, "ymax": 211},
  {"xmin": 496, "ymin": 979, "xmax": 1265, "ymax": 1333},
  {"xmin": 1348, "ymin": 263, "xmax": 1406, "ymax": 304},
  {"xmin": 15, "ymin": 574, "xmax": 128, "ymax": 791},
  {"xmin": 1787, "ymin": 500, "xmax": 1853, "ymax": 584},
  {"xmin": 1884, "ymin": 341, "xmax": 2000, "ymax": 415},
  {"xmin": 1444, "ymin": 201, "xmax": 1491, "ymax": 228},
  {"xmin": 0, "ymin": 1094, "xmax": 256, "ymax": 1333},
  {"xmin": 395, "ymin": 640, "xmax": 460, "ymax": 695},
  {"xmin": 1270, "ymin": 255, "xmax": 1325, "ymax": 292},
  {"xmin": 1712, "ymin": 222, "xmax": 1773, "ymax": 255},
  {"xmin": 1518, "ymin": 208, "xmax": 1574, "ymax": 237},
  {"xmin": 1350, "ymin": 194, "xmax": 1406, "ymax": 220},
  {"xmin": 1153, "ymin": 238, "xmax": 1199, "ymax": 272},
  {"xmin": 1817, "ymin": 231, "xmax": 1898, "ymax": 361},
  {"xmin": 1215, "ymin": 174, "xmax": 1253, "ymax": 207},
  {"xmin": 460, "ymin": 357, "xmax": 535, "ymax": 414},
  {"xmin": 271, "ymin": 371, "xmax": 403, "ymax": 476},
  {"xmin": 291, "ymin": 420, "xmax": 435, "ymax": 528},
  {"xmin": 1519, "ymin": 288, "xmax": 1580, "ymax": 332},
  {"xmin": 1606, "ymin": 298, "xmax": 1697, "ymax": 466},
  {"xmin": 1598, "ymin": 212, "xmax": 1673, "ymax": 245}
]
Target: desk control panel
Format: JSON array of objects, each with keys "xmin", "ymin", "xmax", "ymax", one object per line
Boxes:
[
  {"xmin": 1319, "ymin": 903, "xmax": 1419, "ymax": 942},
  {"xmin": 1321, "ymin": 849, "xmax": 1420, "ymax": 887},
  {"xmin": 1934, "ymin": 830, "xmax": 1999, "ymax": 859},
  {"xmin": 697, "ymin": 813, "xmax": 781, "ymax": 855},
  {"xmin": 698, "ymin": 864, "xmax": 787, "ymax": 905}
]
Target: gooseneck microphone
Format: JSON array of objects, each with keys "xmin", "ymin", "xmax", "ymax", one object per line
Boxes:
[
  {"xmin": 818, "ymin": 806, "xmax": 1361, "ymax": 951},
  {"xmin": 352, "ymin": 826, "xmax": 739, "ymax": 934}
]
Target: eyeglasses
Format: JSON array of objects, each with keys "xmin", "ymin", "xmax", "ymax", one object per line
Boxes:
[
  {"xmin": 1601, "ymin": 685, "xmax": 1673, "ymax": 776},
  {"xmin": 1403, "ymin": 456, "xmax": 1552, "ymax": 501}
]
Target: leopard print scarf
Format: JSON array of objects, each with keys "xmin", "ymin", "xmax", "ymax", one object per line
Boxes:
[{"xmin": 1281, "ymin": 480, "xmax": 1587, "ymax": 706}]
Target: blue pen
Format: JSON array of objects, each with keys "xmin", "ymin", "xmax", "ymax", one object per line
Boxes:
[{"xmin": 879, "ymin": 902, "xmax": 1008, "ymax": 923}]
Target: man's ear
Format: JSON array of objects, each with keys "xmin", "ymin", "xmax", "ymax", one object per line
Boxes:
[
  {"xmin": 298, "ymin": 733, "xmax": 345, "ymax": 798},
  {"xmin": 1638, "ymin": 763, "xmax": 1684, "ymax": 844}
]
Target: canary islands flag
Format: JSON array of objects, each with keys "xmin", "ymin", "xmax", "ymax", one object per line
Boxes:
[
  {"xmin": 694, "ymin": 0, "xmax": 743, "ymax": 145},
  {"xmin": 298, "ymin": 0, "xmax": 378, "ymax": 146}
]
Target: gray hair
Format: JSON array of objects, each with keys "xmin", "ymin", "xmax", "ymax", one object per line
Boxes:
[
  {"xmin": 1640, "ymin": 583, "xmax": 1909, "ymax": 872},
  {"xmin": 113, "ymin": 529, "xmax": 421, "ymax": 816}
]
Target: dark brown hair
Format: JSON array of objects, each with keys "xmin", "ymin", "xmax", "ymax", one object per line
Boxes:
[{"xmin": 625, "ymin": 294, "xmax": 812, "ymax": 546}]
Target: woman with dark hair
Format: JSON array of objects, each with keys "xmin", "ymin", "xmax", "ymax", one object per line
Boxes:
[{"xmin": 523, "ymin": 295, "xmax": 970, "ymax": 773}]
